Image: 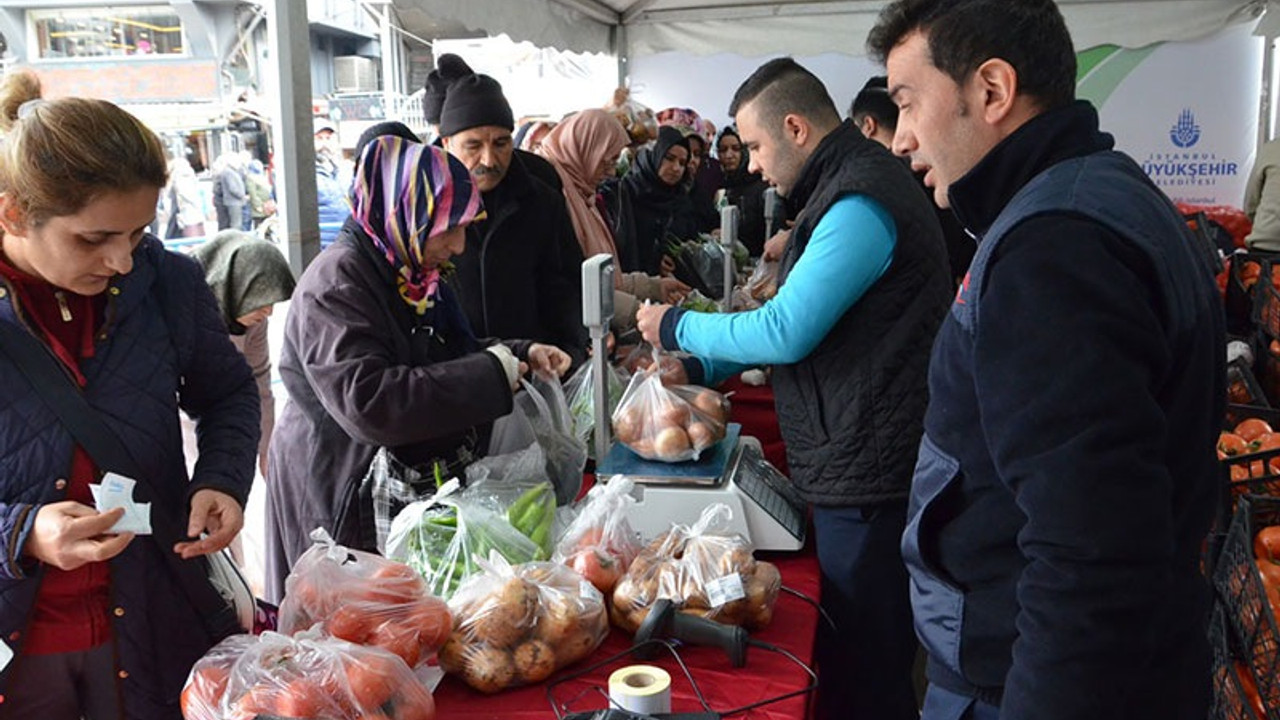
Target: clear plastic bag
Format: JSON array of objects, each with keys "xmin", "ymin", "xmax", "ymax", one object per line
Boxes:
[
  {"xmin": 439, "ymin": 553, "xmax": 609, "ymax": 693},
  {"xmin": 516, "ymin": 373, "xmax": 587, "ymax": 504},
  {"xmin": 181, "ymin": 629, "xmax": 436, "ymax": 720},
  {"xmin": 485, "ymin": 374, "xmax": 587, "ymax": 505},
  {"xmin": 604, "ymin": 87, "xmax": 658, "ymax": 145},
  {"xmin": 611, "ymin": 356, "xmax": 728, "ymax": 462},
  {"xmin": 277, "ymin": 529, "xmax": 452, "ymax": 671},
  {"xmin": 610, "ymin": 504, "xmax": 781, "ymax": 634},
  {"xmin": 386, "ymin": 481, "xmax": 544, "ymax": 601},
  {"xmin": 564, "ymin": 360, "xmax": 628, "ymax": 455},
  {"xmin": 552, "ymin": 477, "xmax": 642, "ymax": 595},
  {"xmin": 745, "ymin": 259, "xmax": 780, "ymax": 302}
]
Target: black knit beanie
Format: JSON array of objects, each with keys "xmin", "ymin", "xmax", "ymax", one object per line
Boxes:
[
  {"xmin": 437, "ymin": 73, "xmax": 514, "ymax": 137},
  {"xmin": 423, "ymin": 53, "xmax": 473, "ymax": 125}
]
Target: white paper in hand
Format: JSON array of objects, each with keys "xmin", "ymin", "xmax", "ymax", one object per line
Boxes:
[{"xmin": 89, "ymin": 472, "xmax": 152, "ymax": 535}]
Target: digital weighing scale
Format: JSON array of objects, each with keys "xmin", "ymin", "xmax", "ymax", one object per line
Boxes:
[{"xmin": 580, "ymin": 214, "xmax": 807, "ymax": 552}]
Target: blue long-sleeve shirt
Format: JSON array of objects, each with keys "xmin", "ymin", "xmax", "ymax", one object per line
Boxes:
[{"xmin": 661, "ymin": 194, "xmax": 895, "ymax": 383}]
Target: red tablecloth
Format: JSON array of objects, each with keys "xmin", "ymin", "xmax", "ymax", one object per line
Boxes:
[{"xmin": 430, "ymin": 543, "xmax": 820, "ymax": 719}]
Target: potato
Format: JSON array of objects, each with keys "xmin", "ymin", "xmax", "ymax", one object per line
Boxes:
[
  {"xmin": 462, "ymin": 645, "xmax": 515, "ymax": 694},
  {"xmin": 535, "ymin": 598, "xmax": 580, "ymax": 643},
  {"xmin": 557, "ymin": 627, "xmax": 601, "ymax": 665},
  {"xmin": 438, "ymin": 635, "xmax": 467, "ymax": 674},
  {"xmin": 719, "ymin": 546, "xmax": 756, "ymax": 577},
  {"xmin": 513, "ymin": 639, "xmax": 557, "ymax": 683},
  {"xmin": 469, "ymin": 589, "xmax": 534, "ymax": 650},
  {"xmin": 746, "ymin": 600, "xmax": 774, "ymax": 630},
  {"xmin": 653, "ymin": 426, "xmax": 691, "ymax": 460},
  {"xmin": 717, "ymin": 598, "xmax": 750, "ymax": 626}
]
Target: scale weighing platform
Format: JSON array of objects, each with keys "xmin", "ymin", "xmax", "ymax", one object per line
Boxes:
[
  {"xmin": 597, "ymin": 424, "xmax": 807, "ymax": 551},
  {"xmin": 580, "ymin": 243, "xmax": 806, "ymax": 553}
]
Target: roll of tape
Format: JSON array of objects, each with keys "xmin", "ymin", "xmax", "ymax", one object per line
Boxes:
[{"xmin": 608, "ymin": 664, "xmax": 672, "ymax": 715}]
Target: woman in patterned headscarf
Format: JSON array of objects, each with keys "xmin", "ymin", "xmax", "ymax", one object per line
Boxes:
[{"xmin": 264, "ymin": 136, "xmax": 570, "ymax": 600}]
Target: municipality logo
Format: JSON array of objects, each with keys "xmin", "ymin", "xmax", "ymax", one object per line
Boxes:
[{"xmin": 1170, "ymin": 109, "xmax": 1201, "ymax": 148}]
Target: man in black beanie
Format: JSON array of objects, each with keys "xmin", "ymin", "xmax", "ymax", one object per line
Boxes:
[
  {"xmin": 423, "ymin": 54, "xmax": 562, "ymax": 191},
  {"xmin": 439, "ymin": 71, "xmax": 587, "ymax": 366}
]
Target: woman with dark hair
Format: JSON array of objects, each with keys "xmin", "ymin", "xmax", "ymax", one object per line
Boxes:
[
  {"xmin": 717, "ymin": 126, "xmax": 770, "ymax": 257},
  {"xmin": 265, "ymin": 137, "xmax": 570, "ymax": 600}
]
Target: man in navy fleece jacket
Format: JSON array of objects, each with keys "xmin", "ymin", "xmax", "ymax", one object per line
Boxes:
[{"xmin": 867, "ymin": 1, "xmax": 1225, "ymax": 719}]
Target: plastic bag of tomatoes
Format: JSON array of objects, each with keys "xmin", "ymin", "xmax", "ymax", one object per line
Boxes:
[
  {"xmin": 438, "ymin": 553, "xmax": 609, "ymax": 694},
  {"xmin": 181, "ymin": 630, "xmax": 435, "ymax": 720},
  {"xmin": 552, "ymin": 477, "xmax": 642, "ymax": 595},
  {"xmin": 278, "ymin": 529, "xmax": 452, "ymax": 671}
]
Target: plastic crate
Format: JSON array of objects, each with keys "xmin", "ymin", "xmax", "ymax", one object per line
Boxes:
[
  {"xmin": 1224, "ymin": 253, "xmax": 1267, "ymax": 336},
  {"xmin": 1213, "ymin": 495, "xmax": 1280, "ymax": 716},
  {"xmin": 1212, "ymin": 602, "xmax": 1269, "ymax": 720},
  {"xmin": 1230, "ymin": 357, "xmax": 1271, "ymax": 408},
  {"xmin": 1222, "ymin": 406, "xmax": 1280, "ymax": 499}
]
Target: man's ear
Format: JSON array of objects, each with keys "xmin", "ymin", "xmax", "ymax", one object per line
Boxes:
[
  {"xmin": 0, "ymin": 195, "xmax": 27, "ymax": 237},
  {"xmin": 857, "ymin": 115, "xmax": 878, "ymax": 140},
  {"xmin": 782, "ymin": 113, "xmax": 809, "ymax": 147},
  {"xmin": 971, "ymin": 58, "xmax": 1019, "ymax": 126}
]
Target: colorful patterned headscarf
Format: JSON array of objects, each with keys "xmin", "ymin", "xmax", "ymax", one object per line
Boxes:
[{"xmin": 350, "ymin": 136, "xmax": 485, "ymax": 315}]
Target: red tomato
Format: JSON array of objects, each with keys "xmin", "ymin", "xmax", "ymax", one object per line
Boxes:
[
  {"xmin": 569, "ymin": 548, "xmax": 622, "ymax": 594},
  {"xmin": 370, "ymin": 622, "xmax": 421, "ymax": 668},
  {"xmin": 1256, "ymin": 527, "xmax": 1280, "ymax": 563},
  {"xmin": 328, "ymin": 604, "xmax": 373, "ymax": 644},
  {"xmin": 276, "ymin": 679, "xmax": 325, "ymax": 718},
  {"xmin": 180, "ymin": 665, "xmax": 229, "ymax": 720},
  {"xmin": 367, "ymin": 562, "xmax": 426, "ymax": 604},
  {"xmin": 344, "ymin": 653, "xmax": 398, "ymax": 710},
  {"xmin": 1220, "ymin": 432, "xmax": 1250, "ymax": 457},
  {"xmin": 406, "ymin": 597, "xmax": 452, "ymax": 653},
  {"xmin": 1236, "ymin": 661, "xmax": 1266, "ymax": 719},
  {"xmin": 1237, "ymin": 419, "xmax": 1274, "ymax": 443}
]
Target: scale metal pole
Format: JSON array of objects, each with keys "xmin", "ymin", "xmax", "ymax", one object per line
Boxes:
[
  {"xmin": 582, "ymin": 254, "xmax": 616, "ymax": 466},
  {"xmin": 720, "ymin": 205, "xmax": 739, "ymax": 313}
]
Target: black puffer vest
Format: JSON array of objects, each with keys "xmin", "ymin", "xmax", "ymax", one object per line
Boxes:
[{"xmin": 773, "ymin": 120, "xmax": 951, "ymax": 505}]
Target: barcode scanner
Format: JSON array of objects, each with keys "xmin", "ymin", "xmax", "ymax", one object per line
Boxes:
[{"xmin": 633, "ymin": 598, "xmax": 749, "ymax": 668}]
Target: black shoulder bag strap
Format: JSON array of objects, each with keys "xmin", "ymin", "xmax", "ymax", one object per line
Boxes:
[{"xmin": 0, "ymin": 319, "xmax": 241, "ymax": 640}]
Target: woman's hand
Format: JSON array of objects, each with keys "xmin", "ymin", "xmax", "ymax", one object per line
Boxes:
[
  {"xmin": 527, "ymin": 344, "xmax": 572, "ymax": 378},
  {"xmin": 24, "ymin": 502, "xmax": 134, "ymax": 571},
  {"xmin": 660, "ymin": 255, "xmax": 677, "ymax": 277},
  {"xmin": 659, "ymin": 278, "xmax": 690, "ymax": 305},
  {"xmin": 174, "ymin": 489, "xmax": 244, "ymax": 559}
]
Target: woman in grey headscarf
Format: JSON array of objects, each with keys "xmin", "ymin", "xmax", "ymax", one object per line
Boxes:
[{"xmin": 193, "ymin": 230, "xmax": 296, "ymax": 475}]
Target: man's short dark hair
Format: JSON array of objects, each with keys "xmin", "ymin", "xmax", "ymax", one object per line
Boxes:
[
  {"xmin": 728, "ymin": 58, "xmax": 840, "ymax": 136},
  {"xmin": 848, "ymin": 76, "xmax": 898, "ymax": 131},
  {"xmin": 866, "ymin": 0, "xmax": 1076, "ymax": 110}
]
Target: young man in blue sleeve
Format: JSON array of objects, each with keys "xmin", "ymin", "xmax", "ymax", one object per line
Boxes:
[
  {"xmin": 866, "ymin": 2, "xmax": 1225, "ymax": 719},
  {"xmin": 636, "ymin": 58, "xmax": 951, "ymax": 720}
]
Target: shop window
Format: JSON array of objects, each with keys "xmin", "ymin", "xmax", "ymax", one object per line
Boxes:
[{"xmin": 30, "ymin": 6, "xmax": 185, "ymax": 59}]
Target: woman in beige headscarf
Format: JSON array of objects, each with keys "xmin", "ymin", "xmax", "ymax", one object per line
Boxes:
[{"xmin": 540, "ymin": 108, "xmax": 687, "ymax": 332}]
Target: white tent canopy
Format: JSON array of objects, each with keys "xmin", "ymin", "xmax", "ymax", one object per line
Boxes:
[{"xmin": 394, "ymin": 0, "xmax": 1269, "ymax": 58}]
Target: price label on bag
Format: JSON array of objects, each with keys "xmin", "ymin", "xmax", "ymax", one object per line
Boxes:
[{"xmin": 705, "ymin": 572, "xmax": 746, "ymax": 608}]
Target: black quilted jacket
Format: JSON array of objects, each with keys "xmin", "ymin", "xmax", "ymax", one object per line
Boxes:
[{"xmin": 0, "ymin": 235, "xmax": 259, "ymax": 719}]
